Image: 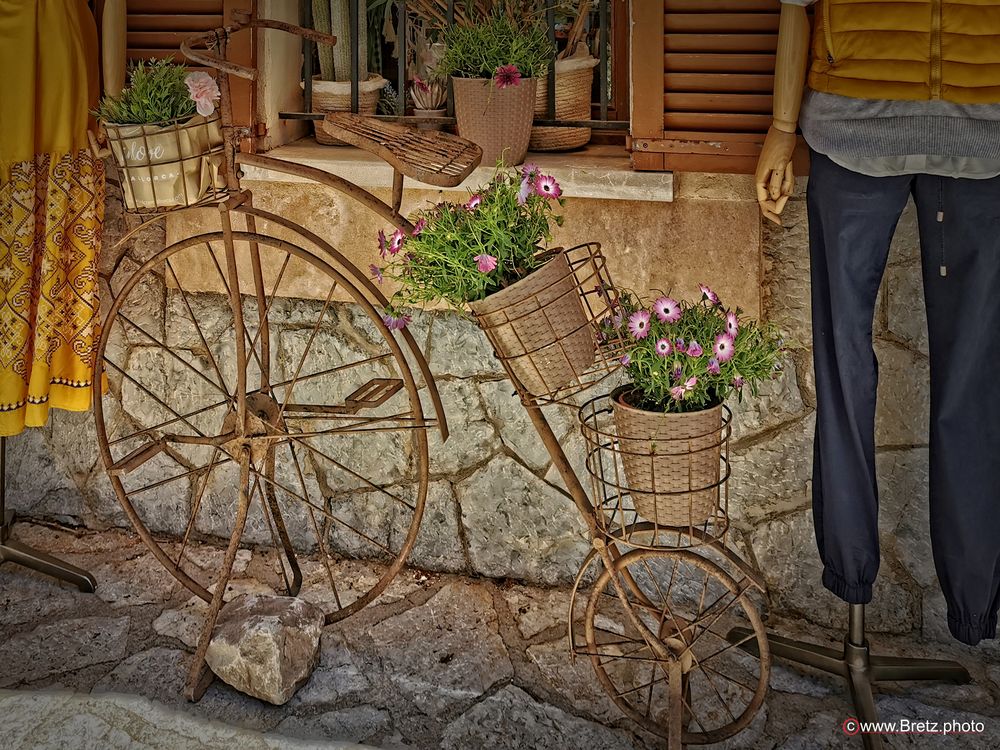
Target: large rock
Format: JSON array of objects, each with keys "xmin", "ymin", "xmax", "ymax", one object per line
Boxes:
[{"xmin": 205, "ymin": 594, "xmax": 325, "ymax": 705}]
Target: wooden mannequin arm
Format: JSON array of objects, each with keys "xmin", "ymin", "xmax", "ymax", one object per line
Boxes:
[
  {"xmin": 756, "ymin": 4, "xmax": 811, "ymax": 225},
  {"xmin": 102, "ymin": 0, "xmax": 127, "ymax": 97}
]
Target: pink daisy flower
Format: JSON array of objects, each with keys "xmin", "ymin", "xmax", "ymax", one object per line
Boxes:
[
  {"xmin": 517, "ymin": 177, "xmax": 532, "ymax": 205},
  {"xmin": 535, "ymin": 174, "xmax": 562, "ymax": 199},
  {"xmin": 474, "ymin": 254, "xmax": 498, "ymax": 273},
  {"xmin": 670, "ymin": 385, "xmax": 687, "ymax": 401},
  {"xmin": 725, "ymin": 311, "xmax": 740, "ymax": 337},
  {"xmin": 411, "ymin": 218, "xmax": 427, "ymax": 236},
  {"xmin": 687, "ymin": 340, "xmax": 704, "ymax": 358},
  {"xmin": 494, "ymin": 64, "xmax": 522, "ymax": 89},
  {"xmin": 465, "ymin": 194, "xmax": 482, "ymax": 211},
  {"xmin": 382, "ymin": 312, "xmax": 412, "ymax": 330},
  {"xmin": 369, "ymin": 264, "xmax": 383, "ymax": 284},
  {"xmin": 619, "ymin": 354, "xmax": 631, "ymax": 366},
  {"xmin": 707, "ymin": 358, "xmax": 721, "ymax": 375},
  {"xmin": 377, "ymin": 229, "xmax": 388, "ymax": 259},
  {"xmin": 684, "ymin": 376, "xmax": 698, "ymax": 391},
  {"xmin": 699, "ymin": 283, "xmax": 720, "ymax": 305},
  {"xmin": 733, "ymin": 374, "xmax": 745, "ymax": 389},
  {"xmin": 628, "ymin": 310, "xmax": 652, "ymax": 340},
  {"xmin": 522, "ymin": 162, "xmax": 540, "ymax": 180},
  {"xmin": 389, "ymin": 228, "xmax": 406, "ymax": 255},
  {"xmin": 652, "ymin": 296, "xmax": 681, "ymax": 324},
  {"xmin": 655, "ymin": 338, "xmax": 672, "ymax": 357},
  {"xmin": 675, "ymin": 338, "xmax": 687, "ymax": 354},
  {"xmin": 713, "ymin": 333, "xmax": 735, "ymax": 363}
]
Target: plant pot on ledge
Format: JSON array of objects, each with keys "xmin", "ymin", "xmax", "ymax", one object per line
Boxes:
[
  {"xmin": 470, "ymin": 249, "xmax": 596, "ymax": 397},
  {"xmin": 452, "ymin": 76, "xmax": 537, "ymax": 166},
  {"xmin": 610, "ymin": 386, "xmax": 724, "ymax": 528}
]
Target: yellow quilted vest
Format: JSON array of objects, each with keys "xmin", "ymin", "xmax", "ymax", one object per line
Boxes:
[{"xmin": 809, "ymin": 0, "xmax": 1000, "ymax": 104}]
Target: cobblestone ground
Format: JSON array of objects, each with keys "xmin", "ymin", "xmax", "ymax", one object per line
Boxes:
[{"xmin": 2, "ymin": 522, "xmax": 999, "ymax": 750}]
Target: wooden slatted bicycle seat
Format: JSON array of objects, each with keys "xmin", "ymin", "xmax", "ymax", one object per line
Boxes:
[{"xmin": 322, "ymin": 112, "xmax": 483, "ymax": 188}]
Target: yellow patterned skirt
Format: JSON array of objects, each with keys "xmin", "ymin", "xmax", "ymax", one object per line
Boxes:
[{"xmin": 0, "ymin": 0, "xmax": 104, "ymax": 436}]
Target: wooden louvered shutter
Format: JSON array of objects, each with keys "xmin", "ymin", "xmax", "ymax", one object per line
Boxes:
[{"xmin": 630, "ymin": 0, "xmax": 798, "ymax": 174}]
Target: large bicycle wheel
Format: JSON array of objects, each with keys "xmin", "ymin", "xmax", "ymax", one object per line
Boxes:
[
  {"xmin": 584, "ymin": 548, "xmax": 769, "ymax": 744},
  {"xmin": 94, "ymin": 221, "xmax": 430, "ymax": 624}
]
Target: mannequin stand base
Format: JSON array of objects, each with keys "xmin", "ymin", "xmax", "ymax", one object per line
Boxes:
[
  {"xmin": 728, "ymin": 604, "xmax": 970, "ymax": 750},
  {"xmin": 1, "ymin": 510, "xmax": 97, "ymax": 593}
]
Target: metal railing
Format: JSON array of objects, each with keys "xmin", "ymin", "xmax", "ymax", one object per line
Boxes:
[{"xmin": 284, "ymin": 0, "xmax": 627, "ymax": 131}]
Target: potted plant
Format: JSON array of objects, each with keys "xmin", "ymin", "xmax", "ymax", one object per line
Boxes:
[
  {"xmin": 309, "ymin": 0, "xmax": 388, "ymax": 144},
  {"xmin": 94, "ymin": 59, "xmax": 224, "ymax": 212},
  {"xmin": 439, "ymin": 12, "xmax": 554, "ymax": 165},
  {"xmin": 410, "ymin": 75, "xmax": 448, "ymax": 129},
  {"xmin": 606, "ymin": 287, "xmax": 784, "ymax": 527},
  {"xmin": 530, "ymin": 0, "xmax": 599, "ymax": 151},
  {"xmin": 373, "ymin": 164, "xmax": 594, "ymax": 395}
]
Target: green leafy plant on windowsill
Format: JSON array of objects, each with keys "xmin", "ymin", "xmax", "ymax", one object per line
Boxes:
[{"xmin": 437, "ymin": 12, "xmax": 553, "ymax": 80}]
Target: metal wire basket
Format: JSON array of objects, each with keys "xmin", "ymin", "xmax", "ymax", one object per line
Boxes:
[
  {"xmin": 102, "ymin": 112, "xmax": 227, "ymax": 214},
  {"xmin": 471, "ymin": 242, "xmax": 630, "ymax": 406},
  {"xmin": 578, "ymin": 393, "xmax": 733, "ymax": 551}
]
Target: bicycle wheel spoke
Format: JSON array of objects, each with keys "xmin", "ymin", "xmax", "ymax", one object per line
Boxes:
[
  {"xmin": 276, "ymin": 283, "xmax": 336, "ymax": 423},
  {"xmin": 109, "ymin": 396, "xmax": 231, "ymax": 447},
  {"xmin": 174, "ymin": 447, "xmax": 226, "ymax": 569},
  {"xmin": 128, "ymin": 455, "xmax": 230, "ymax": 497},
  {"xmin": 105, "ymin": 358, "xmax": 208, "ymax": 439},
  {"xmin": 205, "ymin": 241, "xmax": 266, "ymax": 376},
  {"xmin": 165, "ymin": 258, "xmax": 233, "ymax": 399}
]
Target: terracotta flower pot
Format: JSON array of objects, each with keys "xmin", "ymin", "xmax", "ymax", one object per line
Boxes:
[
  {"xmin": 451, "ymin": 76, "xmax": 537, "ymax": 166},
  {"xmin": 610, "ymin": 386, "xmax": 723, "ymax": 527},
  {"xmin": 414, "ymin": 107, "xmax": 446, "ymax": 131},
  {"xmin": 470, "ymin": 250, "xmax": 596, "ymax": 397}
]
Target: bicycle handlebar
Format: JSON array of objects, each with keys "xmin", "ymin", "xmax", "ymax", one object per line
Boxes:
[{"xmin": 181, "ymin": 17, "xmax": 338, "ymax": 82}]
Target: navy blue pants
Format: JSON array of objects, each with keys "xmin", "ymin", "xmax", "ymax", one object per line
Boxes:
[{"xmin": 808, "ymin": 150, "xmax": 1000, "ymax": 646}]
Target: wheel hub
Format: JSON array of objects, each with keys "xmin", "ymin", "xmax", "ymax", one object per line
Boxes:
[{"xmin": 220, "ymin": 390, "xmax": 285, "ymax": 464}]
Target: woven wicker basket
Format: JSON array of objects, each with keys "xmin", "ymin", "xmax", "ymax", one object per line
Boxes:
[
  {"xmin": 471, "ymin": 250, "xmax": 596, "ymax": 397},
  {"xmin": 530, "ymin": 56, "xmax": 598, "ymax": 152},
  {"xmin": 611, "ymin": 387, "xmax": 723, "ymax": 527},
  {"xmin": 452, "ymin": 76, "xmax": 537, "ymax": 166},
  {"xmin": 306, "ymin": 75, "xmax": 386, "ymax": 145}
]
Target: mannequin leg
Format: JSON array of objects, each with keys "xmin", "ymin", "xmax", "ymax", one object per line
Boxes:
[
  {"xmin": 806, "ymin": 152, "xmax": 913, "ymax": 604},
  {"xmin": 913, "ymin": 174, "xmax": 1000, "ymax": 646}
]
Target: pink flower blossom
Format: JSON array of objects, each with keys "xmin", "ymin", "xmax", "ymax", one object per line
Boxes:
[
  {"xmin": 653, "ymin": 296, "xmax": 681, "ymax": 324},
  {"xmin": 732, "ymin": 374, "xmax": 745, "ymax": 389},
  {"xmin": 465, "ymin": 194, "xmax": 482, "ymax": 211},
  {"xmin": 707, "ymin": 358, "xmax": 721, "ymax": 375},
  {"xmin": 411, "ymin": 218, "xmax": 427, "ymax": 236},
  {"xmin": 628, "ymin": 310, "xmax": 651, "ymax": 340},
  {"xmin": 535, "ymin": 174, "xmax": 562, "ymax": 199},
  {"xmin": 185, "ymin": 72, "xmax": 221, "ymax": 117},
  {"xmin": 675, "ymin": 338, "xmax": 687, "ymax": 354},
  {"xmin": 522, "ymin": 162, "xmax": 540, "ymax": 180},
  {"xmin": 725, "ymin": 311, "xmax": 740, "ymax": 337},
  {"xmin": 517, "ymin": 178, "xmax": 532, "ymax": 205},
  {"xmin": 388, "ymin": 228, "xmax": 406, "ymax": 255},
  {"xmin": 670, "ymin": 385, "xmax": 687, "ymax": 401},
  {"xmin": 412, "ymin": 75, "xmax": 431, "ymax": 94},
  {"xmin": 655, "ymin": 338, "xmax": 672, "ymax": 357},
  {"xmin": 699, "ymin": 283, "xmax": 720, "ymax": 305},
  {"xmin": 494, "ymin": 64, "xmax": 522, "ymax": 89},
  {"xmin": 687, "ymin": 340, "xmax": 704, "ymax": 358},
  {"xmin": 620, "ymin": 354, "xmax": 631, "ymax": 366},
  {"xmin": 474, "ymin": 254, "xmax": 498, "ymax": 273},
  {"xmin": 382, "ymin": 312, "xmax": 412, "ymax": 330},
  {"xmin": 377, "ymin": 229, "xmax": 388, "ymax": 259},
  {"xmin": 369, "ymin": 264, "xmax": 383, "ymax": 284},
  {"xmin": 713, "ymin": 333, "xmax": 735, "ymax": 363}
]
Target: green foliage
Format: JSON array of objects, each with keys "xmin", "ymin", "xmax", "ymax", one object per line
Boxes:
[
  {"xmin": 607, "ymin": 289, "xmax": 786, "ymax": 414},
  {"xmin": 438, "ymin": 12, "xmax": 554, "ymax": 79},
  {"xmin": 378, "ymin": 164, "xmax": 564, "ymax": 311},
  {"xmin": 94, "ymin": 60, "xmax": 196, "ymax": 125}
]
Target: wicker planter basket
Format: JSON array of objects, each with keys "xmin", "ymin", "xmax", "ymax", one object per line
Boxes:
[
  {"xmin": 452, "ymin": 76, "xmax": 537, "ymax": 166},
  {"xmin": 102, "ymin": 112, "xmax": 225, "ymax": 213},
  {"xmin": 306, "ymin": 75, "xmax": 387, "ymax": 145},
  {"xmin": 530, "ymin": 55, "xmax": 598, "ymax": 152},
  {"xmin": 611, "ymin": 386, "xmax": 723, "ymax": 527},
  {"xmin": 470, "ymin": 250, "xmax": 596, "ymax": 397}
]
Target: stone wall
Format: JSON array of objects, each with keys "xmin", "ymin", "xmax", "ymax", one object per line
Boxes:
[{"xmin": 7, "ymin": 169, "xmax": 989, "ymax": 659}]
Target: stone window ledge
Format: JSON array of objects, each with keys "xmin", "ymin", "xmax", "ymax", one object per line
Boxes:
[{"xmin": 242, "ymin": 139, "xmax": 674, "ymax": 203}]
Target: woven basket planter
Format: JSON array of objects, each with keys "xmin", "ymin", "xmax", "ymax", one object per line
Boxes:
[
  {"xmin": 611, "ymin": 386, "xmax": 723, "ymax": 527},
  {"xmin": 305, "ymin": 75, "xmax": 387, "ymax": 145},
  {"xmin": 530, "ymin": 56, "xmax": 598, "ymax": 151},
  {"xmin": 471, "ymin": 250, "xmax": 596, "ymax": 397},
  {"xmin": 452, "ymin": 76, "xmax": 537, "ymax": 166}
]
